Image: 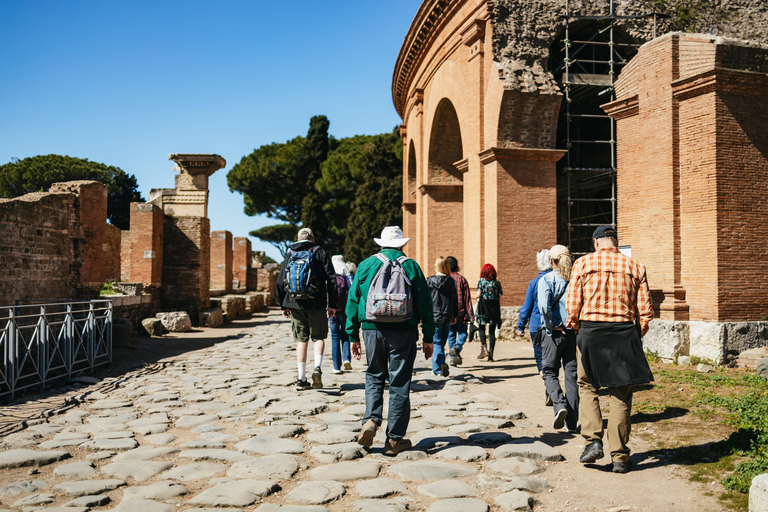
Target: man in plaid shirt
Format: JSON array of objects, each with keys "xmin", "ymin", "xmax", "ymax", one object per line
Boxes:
[
  {"xmin": 446, "ymin": 256, "xmax": 475, "ymax": 366},
  {"xmin": 566, "ymin": 225, "xmax": 654, "ymax": 474}
]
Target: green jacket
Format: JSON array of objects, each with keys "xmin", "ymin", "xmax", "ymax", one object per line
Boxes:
[{"xmin": 345, "ymin": 248, "xmax": 435, "ymax": 342}]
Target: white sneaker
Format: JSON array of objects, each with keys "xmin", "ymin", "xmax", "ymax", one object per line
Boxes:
[
  {"xmin": 553, "ymin": 408, "xmax": 567, "ymax": 430},
  {"xmin": 332, "ymin": 368, "xmax": 343, "ymax": 374}
]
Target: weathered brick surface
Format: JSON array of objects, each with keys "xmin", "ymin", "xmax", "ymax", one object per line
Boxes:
[
  {"xmin": 128, "ymin": 202, "xmax": 164, "ymax": 285},
  {"xmin": 232, "ymin": 237, "xmax": 252, "ymax": 292},
  {"xmin": 0, "ymin": 181, "xmax": 109, "ymax": 305},
  {"xmin": 104, "ymin": 224, "xmax": 122, "ymax": 282},
  {"xmin": 605, "ymin": 33, "xmax": 768, "ymax": 321},
  {"xmin": 120, "ymin": 230, "xmax": 131, "ymax": 281},
  {"xmin": 210, "ymin": 230, "xmax": 233, "ymax": 294},
  {"xmin": 161, "ymin": 216, "xmax": 210, "ymax": 319}
]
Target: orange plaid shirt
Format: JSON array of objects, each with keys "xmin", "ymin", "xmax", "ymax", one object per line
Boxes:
[{"xmin": 565, "ymin": 246, "xmax": 654, "ymax": 336}]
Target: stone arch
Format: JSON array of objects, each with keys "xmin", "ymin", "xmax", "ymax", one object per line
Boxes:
[
  {"xmin": 428, "ymin": 98, "xmax": 464, "ymax": 184},
  {"xmin": 407, "ymin": 140, "xmax": 417, "ymax": 199}
]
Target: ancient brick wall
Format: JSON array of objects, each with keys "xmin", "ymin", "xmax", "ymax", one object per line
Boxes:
[
  {"xmin": 104, "ymin": 224, "xmax": 122, "ymax": 282},
  {"xmin": 606, "ymin": 33, "xmax": 768, "ymax": 321},
  {"xmin": 232, "ymin": 237, "xmax": 252, "ymax": 292},
  {"xmin": 161, "ymin": 216, "xmax": 210, "ymax": 319},
  {"xmin": 128, "ymin": 202, "xmax": 164, "ymax": 285},
  {"xmin": 120, "ymin": 231, "xmax": 131, "ymax": 282},
  {"xmin": 0, "ymin": 181, "xmax": 109, "ymax": 305},
  {"xmin": 210, "ymin": 230, "xmax": 233, "ymax": 295}
]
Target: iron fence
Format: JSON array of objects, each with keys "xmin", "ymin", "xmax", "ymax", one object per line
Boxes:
[{"xmin": 0, "ymin": 300, "xmax": 112, "ymax": 400}]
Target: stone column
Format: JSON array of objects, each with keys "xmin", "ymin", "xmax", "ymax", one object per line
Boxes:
[
  {"xmin": 210, "ymin": 230, "xmax": 233, "ymax": 295},
  {"xmin": 233, "ymin": 237, "xmax": 252, "ymax": 293},
  {"xmin": 129, "ymin": 202, "xmax": 164, "ymax": 286}
]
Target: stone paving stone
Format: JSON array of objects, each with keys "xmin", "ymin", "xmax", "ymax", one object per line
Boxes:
[
  {"xmin": 447, "ymin": 423, "xmax": 484, "ymax": 434},
  {"xmin": 464, "ymin": 409, "xmax": 526, "ymax": 420},
  {"xmin": 192, "ymin": 425, "xmax": 227, "ymax": 433},
  {"xmin": 472, "ymin": 393, "xmax": 504, "ymax": 402},
  {"xmin": 355, "ymin": 478, "xmax": 410, "ymax": 499},
  {"xmin": 122, "ymin": 481, "xmax": 189, "ymax": 500},
  {"xmin": 80, "ymin": 438, "xmax": 139, "ymax": 451},
  {"xmin": 53, "ymin": 479, "xmax": 125, "ymax": 497},
  {"xmin": 417, "ymin": 479, "xmax": 480, "ymax": 498},
  {"xmin": 286, "ymin": 481, "xmax": 345, "ymax": 505},
  {"xmin": 475, "ymin": 474, "xmax": 552, "ymax": 493},
  {"xmin": 0, "ymin": 449, "xmax": 70, "ymax": 469},
  {"xmin": 26, "ymin": 508, "xmax": 88, "ymax": 512},
  {"xmin": 201, "ymin": 432, "xmax": 240, "ymax": 443},
  {"xmin": 467, "ymin": 431, "xmax": 512, "ymax": 446},
  {"xmin": 86, "ymin": 451, "xmax": 115, "ymax": 461},
  {"xmin": 425, "ymin": 498, "xmax": 488, "ymax": 512},
  {"xmin": 143, "ymin": 434, "xmax": 178, "ymax": 445},
  {"xmin": 423, "ymin": 416, "xmax": 465, "ymax": 427},
  {"xmin": 53, "ymin": 461, "xmax": 97, "ymax": 479},
  {"xmin": 411, "ymin": 430, "xmax": 463, "ymax": 449},
  {"xmin": 188, "ymin": 480, "xmax": 280, "ymax": 507},
  {"xmin": 349, "ymin": 498, "xmax": 414, "ymax": 512},
  {"xmin": 227, "ymin": 454, "xmax": 303, "ymax": 480},
  {"xmin": 309, "ymin": 442, "xmax": 366, "ymax": 463},
  {"xmin": 100, "ymin": 461, "xmax": 174, "ymax": 481},
  {"xmin": 88, "ymin": 400, "xmax": 133, "ymax": 410},
  {"xmin": 112, "ymin": 498, "xmax": 176, "ymax": 512},
  {"xmin": 0, "ymin": 480, "xmax": 50, "ymax": 495},
  {"xmin": 177, "ymin": 449, "xmax": 254, "ymax": 462},
  {"xmin": 62, "ymin": 494, "xmax": 111, "ymax": 507},
  {"xmin": 493, "ymin": 439, "xmax": 564, "ymax": 461},
  {"xmin": 93, "ymin": 430, "xmax": 135, "ymax": 439},
  {"xmin": 305, "ymin": 431, "xmax": 358, "ymax": 445},
  {"xmin": 387, "ymin": 461, "xmax": 477, "ymax": 481},
  {"xmin": 433, "ymin": 445, "xmax": 488, "ymax": 462},
  {"xmin": 127, "ymin": 413, "xmax": 170, "ymax": 427},
  {"xmin": 308, "ymin": 461, "xmax": 381, "ymax": 481},
  {"xmin": 236, "ymin": 436, "xmax": 305, "ymax": 455},
  {"xmin": 267, "ymin": 402, "xmax": 328, "ymax": 416},
  {"xmin": 113, "ymin": 446, "xmax": 179, "ymax": 461},
  {"xmin": 239, "ymin": 425, "xmax": 305, "ymax": 438},
  {"xmin": 10, "ymin": 493, "xmax": 55, "ymax": 507},
  {"xmin": 180, "ymin": 441, "xmax": 226, "ymax": 449},
  {"xmin": 493, "ymin": 490, "xmax": 537, "ymax": 511},
  {"xmin": 176, "ymin": 415, "xmax": 220, "ymax": 428},
  {"xmin": 485, "ymin": 457, "xmax": 543, "ymax": 476},
  {"xmin": 162, "ymin": 462, "xmax": 227, "ymax": 481},
  {"xmin": 467, "ymin": 416, "xmax": 514, "ymax": 428}
]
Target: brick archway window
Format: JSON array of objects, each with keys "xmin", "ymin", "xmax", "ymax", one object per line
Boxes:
[
  {"xmin": 428, "ymin": 98, "xmax": 464, "ymax": 185},
  {"xmin": 408, "ymin": 140, "xmax": 418, "ymax": 199}
]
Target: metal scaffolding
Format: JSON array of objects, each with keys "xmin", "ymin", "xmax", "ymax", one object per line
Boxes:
[{"xmin": 553, "ymin": 1, "xmax": 663, "ymax": 254}]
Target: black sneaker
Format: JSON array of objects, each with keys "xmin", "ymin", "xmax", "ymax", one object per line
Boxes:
[
  {"xmin": 311, "ymin": 366, "xmax": 323, "ymax": 389},
  {"xmin": 295, "ymin": 379, "xmax": 311, "ymax": 391},
  {"xmin": 579, "ymin": 440, "xmax": 604, "ymax": 463}
]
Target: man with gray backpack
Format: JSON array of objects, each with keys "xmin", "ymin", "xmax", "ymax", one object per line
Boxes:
[
  {"xmin": 345, "ymin": 226, "xmax": 435, "ymax": 456},
  {"xmin": 276, "ymin": 228, "xmax": 337, "ymax": 391}
]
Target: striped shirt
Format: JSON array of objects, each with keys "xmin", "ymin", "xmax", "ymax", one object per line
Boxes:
[
  {"xmin": 451, "ymin": 272, "xmax": 475, "ymax": 324},
  {"xmin": 565, "ymin": 246, "xmax": 654, "ymax": 336}
]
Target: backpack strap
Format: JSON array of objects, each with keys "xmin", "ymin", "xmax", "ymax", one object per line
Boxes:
[
  {"xmin": 374, "ymin": 253, "xmax": 389, "ymax": 264},
  {"xmin": 395, "ymin": 255, "xmax": 410, "ymax": 264}
]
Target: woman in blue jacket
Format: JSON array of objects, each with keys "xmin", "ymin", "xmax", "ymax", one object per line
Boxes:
[{"xmin": 517, "ymin": 249, "xmax": 552, "ymax": 374}]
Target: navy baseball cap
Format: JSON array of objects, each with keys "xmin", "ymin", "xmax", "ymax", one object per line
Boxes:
[{"xmin": 592, "ymin": 225, "xmax": 617, "ymax": 239}]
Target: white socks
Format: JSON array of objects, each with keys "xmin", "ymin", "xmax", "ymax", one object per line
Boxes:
[
  {"xmin": 314, "ymin": 354, "xmax": 323, "ymax": 369},
  {"xmin": 297, "ymin": 362, "xmax": 306, "ymax": 381}
]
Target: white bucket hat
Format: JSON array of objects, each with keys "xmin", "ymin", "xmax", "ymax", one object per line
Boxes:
[{"xmin": 374, "ymin": 226, "xmax": 410, "ymax": 248}]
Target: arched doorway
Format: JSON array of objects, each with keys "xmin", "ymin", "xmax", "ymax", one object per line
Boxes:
[
  {"xmin": 423, "ymin": 98, "xmax": 464, "ymax": 269},
  {"xmin": 407, "ymin": 140, "xmax": 417, "ymax": 199}
]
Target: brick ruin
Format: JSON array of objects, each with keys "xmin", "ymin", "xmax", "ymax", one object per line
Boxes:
[
  {"xmin": 393, "ymin": 0, "xmax": 768, "ymax": 362},
  {"xmin": 0, "ymin": 153, "xmax": 276, "ymax": 332}
]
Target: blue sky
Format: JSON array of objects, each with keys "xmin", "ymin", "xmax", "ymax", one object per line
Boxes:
[{"xmin": 0, "ymin": 0, "xmax": 419, "ymax": 260}]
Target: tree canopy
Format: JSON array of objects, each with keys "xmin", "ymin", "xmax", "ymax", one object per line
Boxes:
[
  {"xmin": 0, "ymin": 154, "xmax": 144, "ymax": 229},
  {"xmin": 228, "ymin": 116, "xmax": 403, "ymax": 263}
]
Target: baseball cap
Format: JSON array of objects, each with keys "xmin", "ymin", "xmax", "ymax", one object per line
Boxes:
[{"xmin": 592, "ymin": 225, "xmax": 617, "ymax": 239}]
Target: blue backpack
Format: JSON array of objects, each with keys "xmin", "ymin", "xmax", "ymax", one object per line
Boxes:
[{"xmin": 284, "ymin": 246, "xmax": 320, "ymax": 300}]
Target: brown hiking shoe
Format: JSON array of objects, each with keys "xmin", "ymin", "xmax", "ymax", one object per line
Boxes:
[
  {"xmin": 383, "ymin": 438, "xmax": 412, "ymax": 456},
  {"xmin": 478, "ymin": 346, "xmax": 489, "ymax": 360},
  {"xmin": 357, "ymin": 420, "xmax": 378, "ymax": 447}
]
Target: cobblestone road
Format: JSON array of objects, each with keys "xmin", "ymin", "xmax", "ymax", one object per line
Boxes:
[{"xmin": 0, "ymin": 309, "xmax": 723, "ymax": 512}]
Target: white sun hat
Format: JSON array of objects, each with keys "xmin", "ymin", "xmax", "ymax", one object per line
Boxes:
[{"xmin": 374, "ymin": 226, "xmax": 410, "ymax": 248}]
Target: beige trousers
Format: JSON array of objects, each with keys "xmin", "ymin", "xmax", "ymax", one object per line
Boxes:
[{"xmin": 576, "ymin": 347, "xmax": 634, "ymax": 463}]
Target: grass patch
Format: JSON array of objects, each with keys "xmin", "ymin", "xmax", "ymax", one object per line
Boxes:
[{"xmin": 100, "ymin": 282, "xmax": 116, "ymax": 296}]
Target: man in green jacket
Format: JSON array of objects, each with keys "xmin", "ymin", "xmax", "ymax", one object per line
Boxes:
[{"xmin": 346, "ymin": 226, "xmax": 435, "ymax": 456}]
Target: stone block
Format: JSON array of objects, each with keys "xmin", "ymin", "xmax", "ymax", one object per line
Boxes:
[
  {"xmin": 113, "ymin": 283, "xmax": 144, "ymax": 296},
  {"xmin": 141, "ymin": 318, "xmax": 165, "ymax": 337},
  {"xmin": 643, "ymin": 320, "xmax": 690, "ymax": 360},
  {"xmin": 750, "ymin": 473, "xmax": 768, "ymax": 512},
  {"xmin": 199, "ymin": 308, "xmax": 224, "ymax": 328},
  {"xmin": 156, "ymin": 312, "xmax": 192, "ymax": 332},
  {"xmin": 689, "ymin": 321, "xmax": 723, "ymax": 364}
]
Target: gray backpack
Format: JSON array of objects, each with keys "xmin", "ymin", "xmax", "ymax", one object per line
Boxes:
[{"xmin": 365, "ymin": 253, "xmax": 413, "ymax": 322}]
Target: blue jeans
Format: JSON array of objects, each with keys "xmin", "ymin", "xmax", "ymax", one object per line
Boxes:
[
  {"xmin": 530, "ymin": 331, "xmax": 543, "ymax": 372},
  {"xmin": 362, "ymin": 329, "xmax": 417, "ymax": 440},
  {"xmin": 431, "ymin": 322, "xmax": 450, "ymax": 373},
  {"xmin": 329, "ymin": 312, "xmax": 350, "ymax": 371},
  {"xmin": 448, "ymin": 323, "xmax": 468, "ymax": 359}
]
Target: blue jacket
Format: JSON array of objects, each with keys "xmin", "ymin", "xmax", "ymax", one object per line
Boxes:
[
  {"xmin": 537, "ymin": 271, "xmax": 569, "ymax": 336},
  {"xmin": 517, "ymin": 270, "xmax": 551, "ymax": 333}
]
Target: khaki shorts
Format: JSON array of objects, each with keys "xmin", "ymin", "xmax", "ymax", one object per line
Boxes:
[{"xmin": 290, "ymin": 309, "xmax": 329, "ymax": 343}]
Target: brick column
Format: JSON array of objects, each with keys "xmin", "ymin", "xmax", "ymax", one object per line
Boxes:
[
  {"xmin": 128, "ymin": 202, "xmax": 164, "ymax": 286},
  {"xmin": 232, "ymin": 237, "xmax": 251, "ymax": 292},
  {"xmin": 210, "ymin": 231, "xmax": 233, "ymax": 295}
]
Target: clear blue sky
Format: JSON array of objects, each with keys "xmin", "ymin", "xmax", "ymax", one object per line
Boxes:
[{"xmin": 0, "ymin": 0, "xmax": 419, "ymax": 260}]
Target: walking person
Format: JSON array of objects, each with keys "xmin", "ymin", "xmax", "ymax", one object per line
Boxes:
[
  {"xmin": 329, "ymin": 255, "xmax": 352, "ymax": 374},
  {"xmin": 275, "ymin": 228, "xmax": 337, "ymax": 391},
  {"xmin": 517, "ymin": 249, "xmax": 552, "ymax": 375},
  {"xmin": 346, "ymin": 226, "xmax": 435, "ymax": 456},
  {"xmin": 566, "ymin": 226, "xmax": 654, "ymax": 474},
  {"xmin": 446, "ymin": 256, "xmax": 474, "ymax": 367},
  {"xmin": 538, "ymin": 245, "xmax": 578, "ymax": 432},
  {"xmin": 476, "ymin": 263, "xmax": 503, "ymax": 362},
  {"xmin": 427, "ymin": 257, "xmax": 458, "ymax": 377}
]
